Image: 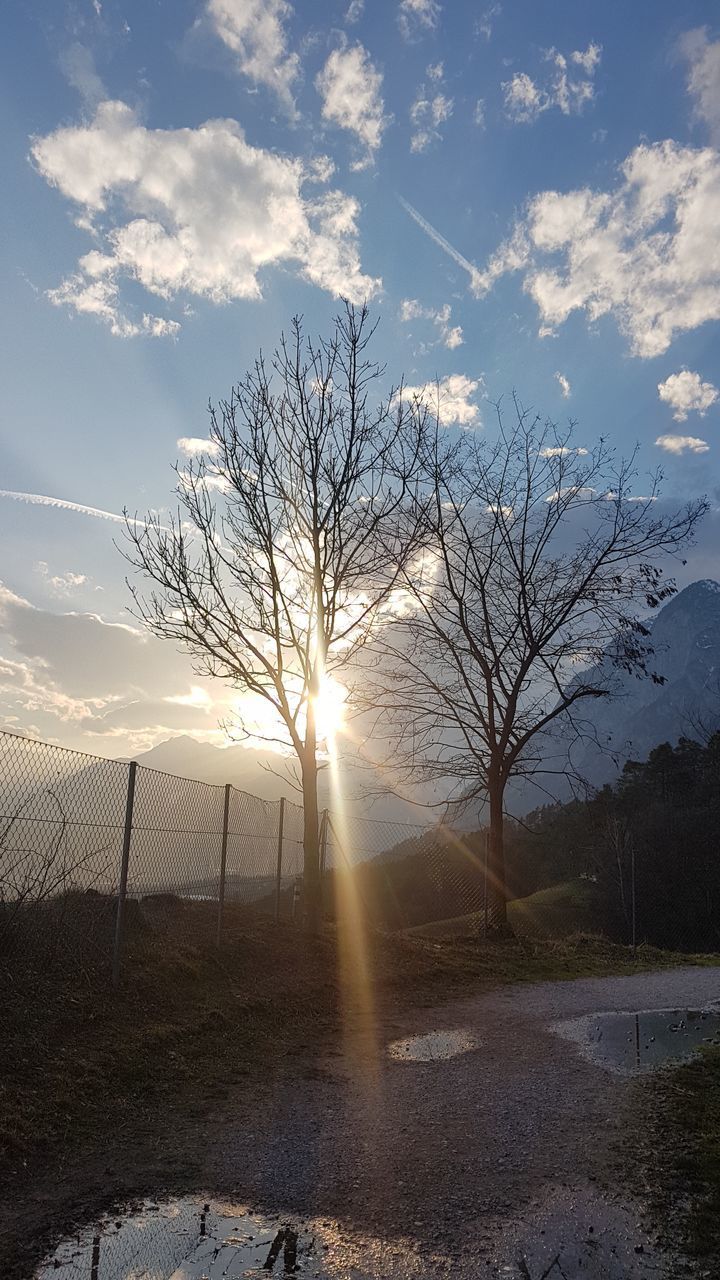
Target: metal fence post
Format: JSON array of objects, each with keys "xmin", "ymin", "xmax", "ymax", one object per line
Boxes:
[
  {"xmin": 112, "ymin": 760, "xmax": 137, "ymax": 988},
  {"xmin": 483, "ymin": 827, "xmax": 489, "ymax": 936},
  {"xmin": 274, "ymin": 796, "xmax": 285, "ymax": 923},
  {"xmin": 90, "ymin": 1235, "xmax": 101, "ymax": 1280},
  {"xmin": 216, "ymin": 783, "xmax": 231, "ymax": 947},
  {"xmin": 319, "ymin": 809, "xmax": 329, "ymax": 877},
  {"xmin": 318, "ymin": 808, "xmax": 329, "ymax": 918},
  {"xmin": 630, "ymin": 832, "xmax": 637, "ymax": 958}
]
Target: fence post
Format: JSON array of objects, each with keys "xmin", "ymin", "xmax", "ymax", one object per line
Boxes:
[
  {"xmin": 274, "ymin": 796, "xmax": 285, "ymax": 923},
  {"xmin": 112, "ymin": 760, "xmax": 137, "ymax": 989},
  {"xmin": 319, "ymin": 809, "xmax": 329, "ymax": 877},
  {"xmin": 630, "ymin": 832, "xmax": 637, "ymax": 958},
  {"xmin": 216, "ymin": 783, "xmax": 231, "ymax": 947},
  {"xmin": 483, "ymin": 827, "xmax": 489, "ymax": 936},
  {"xmin": 90, "ymin": 1236, "xmax": 101, "ymax": 1280}
]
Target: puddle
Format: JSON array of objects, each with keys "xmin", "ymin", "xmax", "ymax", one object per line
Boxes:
[
  {"xmin": 34, "ymin": 1187, "xmax": 676, "ymax": 1280},
  {"xmin": 387, "ymin": 1027, "xmax": 479, "ymax": 1062},
  {"xmin": 36, "ymin": 1198, "xmax": 359, "ymax": 1279},
  {"xmin": 554, "ymin": 1006, "xmax": 720, "ymax": 1074},
  {"xmin": 486, "ymin": 1182, "xmax": 674, "ymax": 1279}
]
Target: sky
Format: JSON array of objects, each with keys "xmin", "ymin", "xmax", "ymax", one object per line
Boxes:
[{"xmin": 1, "ymin": 0, "xmax": 720, "ymax": 759}]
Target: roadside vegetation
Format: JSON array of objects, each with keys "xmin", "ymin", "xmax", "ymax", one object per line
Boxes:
[{"xmin": 639, "ymin": 1046, "xmax": 720, "ymax": 1271}]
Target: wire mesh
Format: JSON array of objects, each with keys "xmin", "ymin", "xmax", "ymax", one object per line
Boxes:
[
  {"xmin": 7, "ymin": 721, "xmax": 661, "ymax": 977},
  {"xmin": 0, "ymin": 731, "xmax": 128, "ymax": 967},
  {"xmin": 321, "ymin": 814, "xmax": 490, "ymax": 932}
]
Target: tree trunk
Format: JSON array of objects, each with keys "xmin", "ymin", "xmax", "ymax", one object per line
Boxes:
[
  {"xmin": 301, "ymin": 755, "xmax": 322, "ymax": 933},
  {"xmin": 487, "ymin": 769, "xmax": 508, "ymax": 931}
]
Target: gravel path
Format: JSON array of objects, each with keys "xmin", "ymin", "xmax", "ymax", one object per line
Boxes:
[{"xmin": 197, "ymin": 965, "xmax": 720, "ymax": 1278}]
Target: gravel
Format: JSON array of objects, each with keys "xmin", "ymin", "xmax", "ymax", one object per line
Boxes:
[{"xmin": 201, "ymin": 965, "xmax": 720, "ymax": 1278}]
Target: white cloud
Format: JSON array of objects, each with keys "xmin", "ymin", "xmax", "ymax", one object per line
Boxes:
[
  {"xmin": 398, "ymin": 0, "xmax": 440, "ymax": 40},
  {"xmin": 546, "ymin": 485, "xmax": 597, "ymax": 502},
  {"xmin": 554, "ymin": 371, "xmax": 571, "ymax": 398},
  {"xmin": 59, "ymin": 43, "xmax": 106, "ymax": 107},
  {"xmin": 503, "ymin": 43, "xmax": 601, "ymax": 123},
  {"xmin": 315, "ymin": 43, "xmax": 387, "ymax": 168},
  {"xmin": 397, "ymin": 373, "xmax": 481, "ymax": 426},
  {"xmin": 476, "ymin": 4, "xmax": 500, "ymax": 40},
  {"xmin": 680, "ymin": 27, "xmax": 720, "ymax": 143},
  {"xmin": 205, "ymin": 0, "xmax": 299, "ymax": 110},
  {"xmin": 0, "ymin": 583, "xmax": 235, "ymax": 752},
  {"xmin": 410, "ymin": 65, "xmax": 453, "ymax": 152},
  {"xmin": 474, "ymin": 139, "xmax": 720, "ymax": 357},
  {"xmin": 473, "ymin": 99, "xmax": 486, "ymax": 128},
  {"xmin": 177, "ymin": 436, "xmax": 221, "ymax": 457},
  {"xmin": 655, "ymin": 433, "xmax": 710, "ymax": 455},
  {"xmin": 399, "ymin": 298, "xmax": 463, "ymax": 348},
  {"xmin": 658, "ymin": 370, "xmax": 718, "ymax": 421},
  {"xmin": 345, "ymin": 0, "xmax": 364, "ymax": 21},
  {"xmin": 35, "ymin": 563, "xmax": 89, "ymax": 595},
  {"xmin": 32, "ymin": 101, "xmax": 379, "ymax": 336},
  {"xmin": 539, "ymin": 445, "xmax": 588, "ymax": 458}
]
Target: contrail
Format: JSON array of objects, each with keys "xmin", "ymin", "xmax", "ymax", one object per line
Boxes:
[
  {"xmin": 0, "ymin": 489, "xmax": 127, "ymax": 524},
  {"xmin": 398, "ymin": 196, "xmax": 485, "ymax": 294}
]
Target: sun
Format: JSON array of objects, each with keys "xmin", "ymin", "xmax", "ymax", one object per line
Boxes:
[{"xmin": 312, "ymin": 674, "xmax": 348, "ymax": 745}]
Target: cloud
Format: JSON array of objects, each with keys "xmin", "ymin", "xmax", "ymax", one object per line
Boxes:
[
  {"xmin": 397, "ymin": 373, "xmax": 482, "ymax": 426},
  {"xmin": 655, "ymin": 434, "xmax": 710, "ymax": 455},
  {"xmin": 399, "ymin": 297, "xmax": 463, "ymax": 348},
  {"xmin": 35, "ymin": 562, "xmax": 89, "ymax": 595},
  {"xmin": 315, "ymin": 43, "xmax": 387, "ymax": 168},
  {"xmin": 410, "ymin": 63, "xmax": 453, "ymax": 152},
  {"xmin": 546, "ymin": 485, "xmax": 597, "ymax": 503},
  {"xmin": 59, "ymin": 43, "xmax": 106, "ymax": 107},
  {"xmin": 0, "ymin": 583, "xmax": 235, "ymax": 752},
  {"xmin": 345, "ymin": 0, "xmax": 364, "ymax": 22},
  {"xmin": 474, "ymin": 139, "xmax": 720, "ymax": 357},
  {"xmin": 658, "ymin": 370, "xmax": 718, "ymax": 421},
  {"xmin": 398, "ymin": 0, "xmax": 440, "ymax": 40},
  {"xmin": 475, "ymin": 4, "xmax": 500, "ymax": 40},
  {"xmin": 539, "ymin": 445, "xmax": 588, "ymax": 458},
  {"xmin": 205, "ymin": 0, "xmax": 299, "ymax": 110},
  {"xmin": 473, "ymin": 99, "xmax": 486, "ymax": 128},
  {"xmin": 177, "ymin": 436, "xmax": 221, "ymax": 458},
  {"xmin": 32, "ymin": 101, "xmax": 380, "ymax": 336},
  {"xmin": 503, "ymin": 43, "xmax": 601, "ymax": 123},
  {"xmin": 680, "ymin": 27, "xmax": 720, "ymax": 143},
  {"xmin": 555, "ymin": 371, "xmax": 571, "ymax": 398},
  {"xmin": 0, "ymin": 489, "xmax": 126, "ymax": 524}
]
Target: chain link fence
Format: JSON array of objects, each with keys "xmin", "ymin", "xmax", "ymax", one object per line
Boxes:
[
  {"xmin": 2, "ymin": 730, "xmax": 497, "ymax": 983},
  {"xmin": 7, "ymin": 725, "xmax": 703, "ymax": 983}
]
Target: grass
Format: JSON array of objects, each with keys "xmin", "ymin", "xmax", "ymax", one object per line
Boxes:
[
  {"xmin": 406, "ymin": 879, "xmax": 611, "ymax": 940},
  {"xmin": 640, "ymin": 1044, "xmax": 720, "ymax": 1267},
  {"xmin": 1, "ymin": 903, "xmax": 717, "ymax": 1279}
]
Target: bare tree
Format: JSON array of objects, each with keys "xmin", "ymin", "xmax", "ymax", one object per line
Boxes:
[
  {"xmin": 124, "ymin": 305, "xmax": 424, "ymax": 930},
  {"xmin": 369, "ymin": 400, "xmax": 707, "ymax": 930}
]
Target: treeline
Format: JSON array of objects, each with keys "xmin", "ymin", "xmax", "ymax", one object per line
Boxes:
[
  {"xmin": 503, "ymin": 733, "xmax": 720, "ymax": 951},
  {"xmin": 318, "ymin": 733, "xmax": 720, "ymax": 950}
]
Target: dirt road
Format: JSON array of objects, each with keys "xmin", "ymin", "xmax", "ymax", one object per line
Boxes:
[{"xmin": 189, "ymin": 965, "xmax": 720, "ymax": 1278}]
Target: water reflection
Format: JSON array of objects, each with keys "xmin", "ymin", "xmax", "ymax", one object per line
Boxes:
[
  {"xmin": 388, "ymin": 1028, "xmax": 479, "ymax": 1062},
  {"xmin": 37, "ymin": 1199, "xmax": 338, "ymax": 1279},
  {"xmin": 554, "ymin": 1006, "xmax": 720, "ymax": 1074}
]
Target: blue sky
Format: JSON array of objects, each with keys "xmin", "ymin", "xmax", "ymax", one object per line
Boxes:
[{"xmin": 1, "ymin": 0, "xmax": 720, "ymax": 756}]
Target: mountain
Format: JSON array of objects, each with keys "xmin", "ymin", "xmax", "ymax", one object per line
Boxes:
[
  {"xmin": 510, "ymin": 578, "xmax": 720, "ymax": 814},
  {"xmin": 130, "ymin": 581, "xmax": 720, "ymax": 826},
  {"xmin": 129, "ymin": 736, "xmax": 432, "ymax": 827}
]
